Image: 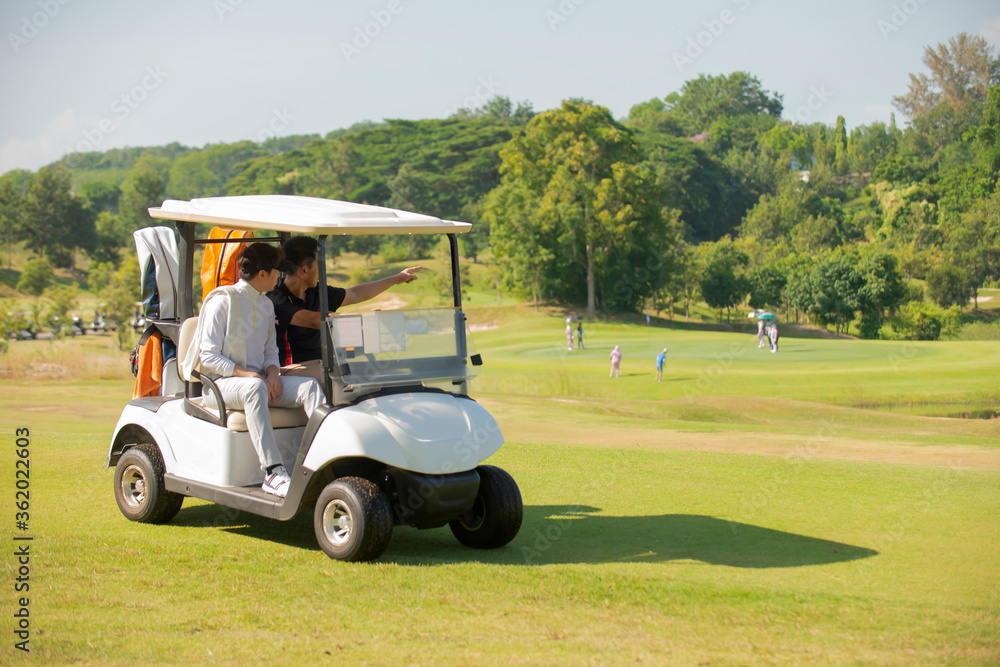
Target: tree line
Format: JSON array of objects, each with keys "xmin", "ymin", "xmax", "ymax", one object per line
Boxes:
[{"xmin": 1, "ymin": 33, "xmax": 998, "ymax": 340}]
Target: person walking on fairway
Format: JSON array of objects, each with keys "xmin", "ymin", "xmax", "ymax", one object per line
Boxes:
[
  {"xmin": 655, "ymin": 347, "xmax": 667, "ymax": 382},
  {"xmin": 576, "ymin": 322, "xmax": 585, "ymax": 349},
  {"xmin": 757, "ymin": 318, "xmax": 767, "ymax": 348},
  {"xmin": 768, "ymin": 322, "xmax": 779, "ymax": 353},
  {"xmin": 566, "ymin": 322, "xmax": 574, "ymax": 351},
  {"xmin": 609, "ymin": 345, "xmax": 621, "ymax": 378}
]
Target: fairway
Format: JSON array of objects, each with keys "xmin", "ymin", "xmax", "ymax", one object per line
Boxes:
[{"xmin": 2, "ymin": 308, "xmax": 998, "ymax": 664}]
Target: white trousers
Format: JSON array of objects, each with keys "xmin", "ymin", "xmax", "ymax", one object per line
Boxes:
[{"xmin": 208, "ymin": 375, "xmax": 325, "ymax": 471}]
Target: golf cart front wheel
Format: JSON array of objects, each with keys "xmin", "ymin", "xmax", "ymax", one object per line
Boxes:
[
  {"xmin": 113, "ymin": 444, "xmax": 183, "ymax": 524},
  {"xmin": 314, "ymin": 477, "xmax": 393, "ymax": 562},
  {"xmin": 450, "ymin": 465, "xmax": 523, "ymax": 549}
]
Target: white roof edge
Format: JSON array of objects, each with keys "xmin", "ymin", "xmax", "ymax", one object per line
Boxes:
[{"xmin": 147, "ymin": 195, "xmax": 471, "ymax": 235}]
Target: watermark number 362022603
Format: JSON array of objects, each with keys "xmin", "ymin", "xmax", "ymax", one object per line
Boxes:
[{"xmin": 13, "ymin": 427, "xmax": 32, "ymax": 653}]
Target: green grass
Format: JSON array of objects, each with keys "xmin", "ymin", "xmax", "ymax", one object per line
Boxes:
[
  {"xmin": 11, "ymin": 433, "xmax": 999, "ymax": 664},
  {"xmin": 470, "ymin": 307, "xmax": 1000, "ymax": 415},
  {"xmin": 1, "ymin": 300, "xmax": 998, "ymax": 664}
]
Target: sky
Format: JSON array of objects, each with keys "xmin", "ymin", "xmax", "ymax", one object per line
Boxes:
[{"xmin": 1, "ymin": 0, "xmax": 998, "ymax": 175}]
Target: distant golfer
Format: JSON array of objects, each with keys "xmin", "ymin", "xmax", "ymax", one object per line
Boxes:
[
  {"xmin": 757, "ymin": 319, "xmax": 767, "ymax": 348},
  {"xmin": 609, "ymin": 345, "xmax": 621, "ymax": 378},
  {"xmin": 655, "ymin": 348, "xmax": 667, "ymax": 382},
  {"xmin": 576, "ymin": 322, "xmax": 585, "ymax": 349},
  {"xmin": 768, "ymin": 322, "xmax": 779, "ymax": 353},
  {"xmin": 566, "ymin": 322, "xmax": 574, "ymax": 351}
]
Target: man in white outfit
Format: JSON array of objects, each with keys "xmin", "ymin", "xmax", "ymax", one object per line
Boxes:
[{"xmin": 195, "ymin": 242, "xmax": 325, "ymax": 498}]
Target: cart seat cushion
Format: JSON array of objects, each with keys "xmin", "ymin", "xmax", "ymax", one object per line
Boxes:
[
  {"xmin": 225, "ymin": 407, "xmax": 308, "ymax": 431},
  {"xmin": 176, "ymin": 316, "xmax": 198, "ymax": 382},
  {"xmin": 178, "ymin": 315, "xmax": 308, "ymax": 431},
  {"xmin": 191, "ymin": 398, "xmax": 308, "ymax": 431}
]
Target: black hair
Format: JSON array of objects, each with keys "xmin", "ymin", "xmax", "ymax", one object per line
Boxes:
[
  {"xmin": 238, "ymin": 242, "xmax": 284, "ymax": 280},
  {"xmin": 282, "ymin": 236, "xmax": 319, "ymax": 269}
]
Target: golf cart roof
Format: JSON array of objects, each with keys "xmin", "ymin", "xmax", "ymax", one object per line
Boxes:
[{"xmin": 148, "ymin": 195, "xmax": 471, "ymax": 235}]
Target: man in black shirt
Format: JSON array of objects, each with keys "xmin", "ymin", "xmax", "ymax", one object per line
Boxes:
[{"xmin": 267, "ymin": 236, "xmax": 421, "ymax": 371}]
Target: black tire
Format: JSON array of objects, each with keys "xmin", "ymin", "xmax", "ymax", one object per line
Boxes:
[
  {"xmin": 450, "ymin": 465, "xmax": 523, "ymax": 549},
  {"xmin": 113, "ymin": 444, "xmax": 183, "ymax": 524},
  {"xmin": 314, "ymin": 477, "xmax": 393, "ymax": 562}
]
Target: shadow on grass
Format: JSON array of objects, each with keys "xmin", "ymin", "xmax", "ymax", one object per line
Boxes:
[
  {"xmin": 171, "ymin": 504, "xmax": 319, "ymax": 551},
  {"xmin": 171, "ymin": 503, "xmax": 877, "ymax": 568}
]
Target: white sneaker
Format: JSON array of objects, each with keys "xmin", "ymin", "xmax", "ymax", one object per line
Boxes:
[{"xmin": 262, "ymin": 465, "xmax": 290, "ymax": 498}]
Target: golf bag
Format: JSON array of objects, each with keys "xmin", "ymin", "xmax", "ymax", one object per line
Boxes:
[
  {"xmin": 200, "ymin": 227, "xmax": 253, "ymax": 301},
  {"xmin": 134, "ymin": 226, "xmax": 180, "ymax": 321},
  {"xmin": 132, "ymin": 227, "xmax": 180, "ymax": 395}
]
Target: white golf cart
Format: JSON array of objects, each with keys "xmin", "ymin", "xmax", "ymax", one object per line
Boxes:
[{"xmin": 106, "ymin": 195, "xmax": 522, "ymax": 562}]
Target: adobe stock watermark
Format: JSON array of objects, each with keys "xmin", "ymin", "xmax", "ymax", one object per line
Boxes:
[
  {"xmin": 545, "ymin": 0, "xmax": 587, "ymax": 32},
  {"xmin": 673, "ymin": 0, "xmax": 752, "ymax": 73},
  {"xmin": 249, "ymin": 107, "xmax": 294, "ymax": 143},
  {"xmin": 213, "ymin": 0, "xmax": 246, "ymax": 21},
  {"xmin": 520, "ymin": 505, "xmax": 590, "ymax": 564},
  {"xmin": 876, "ymin": 0, "xmax": 930, "ymax": 40},
  {"xmin": 62, "ymin": 65, "xmax": 169, "ymax": 157},
  {"xmin": 682, "ymin": 340, "xmax": 747, "ymax": 404},
  {"xmin": 790, "ymin": 84, "xmax": 833, "ymax": 123},
  {"xmin": 865, "ymin": 459, "xmax": 966, "ymax": 559},
  {"xmin": 163, "ymin": 106, "xmax": 295, "ymax": 208},
  {"xmin": 731, "ymin": 417, "xmax": 839, "ymax": 532},
  {"xmin": 391, "ymin": 417, "xmax": 504, "ymax": 525},
  {"xmin": 340, "ymin": 0, "xmax": 407, "ymax": 64},
  {"xmin": 887, "ymin": 340, "xmax": 919, "ymax": 371},
  {"xmin": 442, "ymin": 76, "xmax": 502, "ymax": 119},
  {"xmin": 7, "ymin": 0, "xmax": 72, "ymax": 53}
]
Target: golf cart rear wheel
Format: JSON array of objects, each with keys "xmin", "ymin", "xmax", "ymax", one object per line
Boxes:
[
  {"xmin": 113, "ymin": 444, "xmax": 183, "ymax": 524},
  {"xmin": 314, "ymin": 477, "xmax": 393, "ymax": 562},
  {"xmin": 450, "ymin": 465, "xmax": 523, "ymax": 549}
]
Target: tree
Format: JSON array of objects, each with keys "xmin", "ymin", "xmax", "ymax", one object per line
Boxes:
[
  {"xmin": 485, "ymin": 99, "xmax": 669, "ymax": 316},
  {"xmin": 975, "ymin": 85, "xmax": 1000, "ymax": 182},
  {"xmin": 635, "ymin": 132, "xmax": 733, "ymax": 241},
  {"xmin": 748, "ymin": 265, "xmax": 786, "ymax": 310},
  {"xmin": 657, "ymin": 238, "xmax": 697, "ymax": 320},
  {"xmin": 483, "ymin": 180, "xmax": 554, "ymax": 307},
  {"xmin": 893, "ymin": 301, "xmax": 943, "ymax": 340},
  {"xmin": 457, "ymin": 199, "xmax": 487, "ymax": 262},
  {"xmin": 168, "ymin": 141, "xmax": 262, "ymax": 200},
  {"xmin": 698, "ymin": 240, "xmax": 749, "ymax": 323},
  {"xmin": 810, "ymin": 250, "xmax": 863, "ymax": 334},
  {"xmin": 0, "ymin": 171, "xmax": 30, "ymax": 269},
  {"xmin": 855, "ymin": 250, "xmax": 907, "ymax": 338},
  {"xmin": 740, "ymin": 184, "xmax": 809, "ymax": 242},
  {"xmin": 119, "ymin": 156, "xmax": 168, "ymax": 230},
  {"xmin": 79, "ymin": 180, "xmax": 122, "ymax": 214},
  {"xmin": 944, "ymin": 191, "xmax": 1000, "ymax": 307},
  {"xmin": 925, "ymin": 264, "xmax": 970, "ymax": 307},
  {"xmin": 778, "ymin": 253, "xmax": 816, "ymax": 323},
  {"xmin": 92, "ymin": 211, "xmax": 131, "ymax": 265},
  {"xmin": 833, "ymin": 116, "xmax": 849, "ymax": 174},
  {"xmin": 663, "ymin": 72, "xmax": 783, "ymax": 136},
  {"xmin": 44, "ymin": 284, "xmax": 78, "ymax": 337},
  {"xmin": 387, "ymin": 163, "xmax": 435, "ymax": 259},
  {"xmin": 99, "ymin": 255, "xmax": 140, "ymax": 350},
  {"xmin": 847, "ymin": 121, "xmax": 898, "ymax": 174},
  {"xmin": 451, "ymin": 95, "xmax": 535, "ymax": 124},
  {"xmin": 23, "ymin": 166, "xmax": 94, "ymax": 268},
  {"xmin": 625, "ymin": 98, "xmax": 684, "ymax": 136},
  {"xmin": 17, "ymin": 257, "xmax": 54, "ymax": 296},
  {"xmin": 892, "ymin": 33, "xmax": 1000, "ymax": 147}
]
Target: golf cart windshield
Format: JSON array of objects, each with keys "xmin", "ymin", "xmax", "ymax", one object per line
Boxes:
[{"xmin": 329, "ymin": 308, "xmax": 479, "ymax": 392}]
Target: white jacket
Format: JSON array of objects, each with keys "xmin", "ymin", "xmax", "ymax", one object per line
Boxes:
[{"xmin": 181, "ymin": 280, "xmax": 279, "ymax": 380}]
